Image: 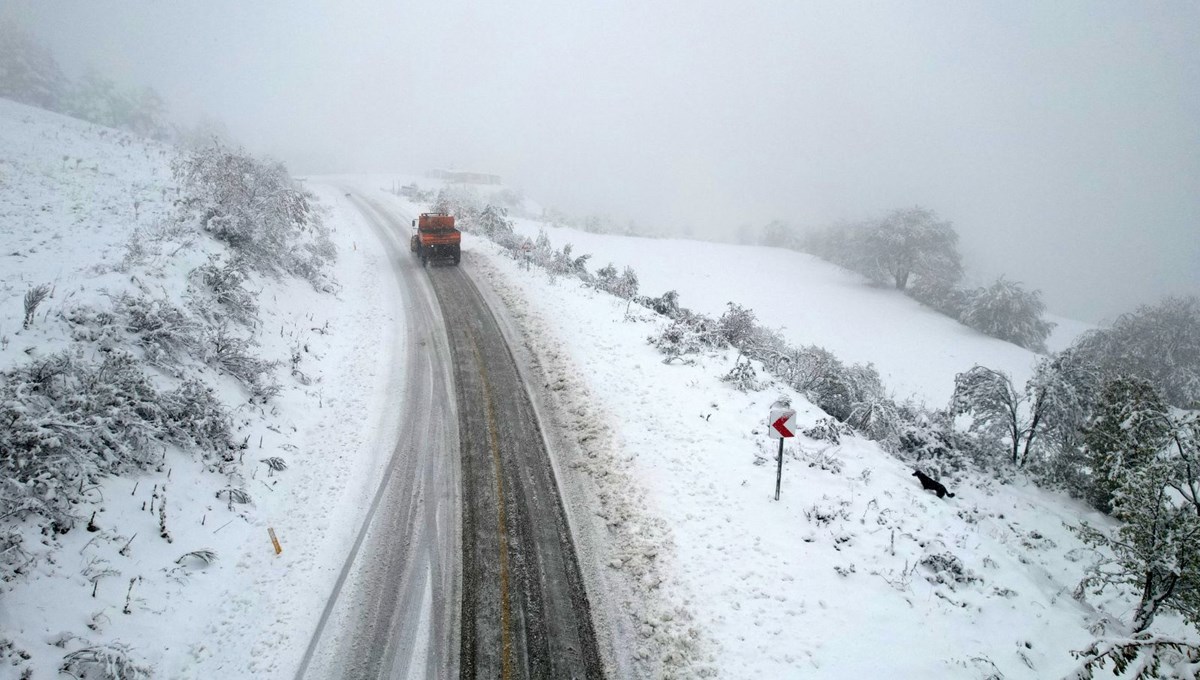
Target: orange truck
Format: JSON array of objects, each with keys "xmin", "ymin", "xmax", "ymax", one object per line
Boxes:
[{"xmin": 409, "ymin": 212, "xmax": 461, "ymax": 266}]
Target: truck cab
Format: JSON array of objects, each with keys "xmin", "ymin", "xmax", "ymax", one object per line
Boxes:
[{"xmin": 410, "ymin": 212, "xmax": 461, "ymax": 266}]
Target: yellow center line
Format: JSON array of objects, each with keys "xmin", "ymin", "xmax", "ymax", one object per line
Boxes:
[{"xmin": 470, "ymin": 329, "xmax": 513, "ymax": 680}]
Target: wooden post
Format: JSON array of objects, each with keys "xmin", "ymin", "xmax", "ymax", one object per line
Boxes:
[{"xmin": 268, "ymin": 527, "xmax": 282, "ymax": 555}]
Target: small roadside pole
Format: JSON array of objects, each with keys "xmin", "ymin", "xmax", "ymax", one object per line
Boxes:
[{"xmin": 769, "ymin": 405, "xmax": 797, "ymax": 500}]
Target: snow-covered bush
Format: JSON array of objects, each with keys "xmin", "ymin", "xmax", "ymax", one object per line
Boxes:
[
  {"xmin": 109, "ymin": 292, "xmax": 199, "ymax": 371},
  {"xmin": 592, "ymin": 263, "xmax": 641, "ymax": 301},
  {"xmin": 960, "ymin": 277, "xmax": 1055, "ymax": 353},
  {"xmin": 60, "ymin": 642, "xmax": 151, "ymax": 680},
  {"xmin": 0, "ymin": 530, "xmax": 26, "ymax": 581},
  {"xmin": 897, "ymin": 413, "xmax": 954, "ymax": 462},
  {"xmin": 587, "ymin": 263, "xmax": 641, "ymax": 321},
  {"xmin": 908, "ymin": 277, "xmax": 968, "ymax": 319},
  {"xmin": 845, "ymin": 389, "xmax": 901, "ymax": 443},
  {"xmin": 398, "ymin": 183, "xmax": 435, "ymax": 203},
  {"xmin": 202, "ymin": 323, "xmax": 278, "ymax": 400},
  {"xmin": 803, "ymin": 417, "xmax": 852, "ymax": 444},
  {"xmin": 188, "ymin": 255, "xmax": 258, "ymax": 325},
  {"xmin": 172, "ymin": 143, "xmax": 336, "ymax": 290},
  {"xmin": 641, "ymin": 290, "xmax": 682, "ymax": 318},
  {"xmin": 433, "ymin": 185, "xmax": 483, "ymax": 226},
  {"xmin": 919, "ymin": 552, "xmax": 980, "ymax": 589},
  {"xmin": 717, "ymin": 302, "xmax": 757, "ymax": 357},
  {"xmin": 64, "ymin": 305, "xmax": 120, "ymax": 346},
  {"xmin": 161, "ymin": 378, "xmax": 235, "ymax": 458},
  {"xmin": 1069, "ymin": 634, "xmax": 1200, "ymax": 680},
  {"xmin": 547, "ymin": 243, "xmax": 591, "ymax": 283},
  {"xmin": 721, "ymin": 360, "xmax": 762, "ymax": 392},
  {"xmin": 649, "ymin": 316, "xmax": 722, "ymax": 364},
  {"xmin": 0, "ymin": 349, "xmax": 233, "ymax": 538}
]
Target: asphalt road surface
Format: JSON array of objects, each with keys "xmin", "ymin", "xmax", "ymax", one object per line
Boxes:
[{"xmin": 298, "ymin": 190, "xmax": 603, "ymax": 680}]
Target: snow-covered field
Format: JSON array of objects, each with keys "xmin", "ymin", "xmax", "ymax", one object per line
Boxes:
[
  {"xmin": 1, "ymin": 95, "xmax": 1185, "ymax": 680},
  {"xmin": 499, "ymin": 220, "xmax": 1092, "ymax": 406}
]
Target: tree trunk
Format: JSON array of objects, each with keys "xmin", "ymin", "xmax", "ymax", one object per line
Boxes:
[
  {"xmin": 1133, "ymin": 570, "xmax": 1178, "ymax": 633},
  {"xmin": 894, "ymin": 270, "xmax": 909, "ymax": 290},
  {"xmin": 1019, "ymin": 409, "xmax": 1043, "ymax": 467},
  {"xmin": 1133, "ymin": 572, "xmax": 1157, "ymax": 632}
]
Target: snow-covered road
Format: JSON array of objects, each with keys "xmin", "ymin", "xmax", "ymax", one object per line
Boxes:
[
  {"xmin": 296, "ymin": 192, "xmax": 461, "ymax": 679},
  {"xmin": 296, "ymin": 188, "xmax": 601, "ymax": 679}
]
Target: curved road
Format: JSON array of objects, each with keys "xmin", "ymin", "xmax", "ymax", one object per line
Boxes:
[{"xmin": 298, "ymin": 190, "xmax": 603, "ymax": 680}]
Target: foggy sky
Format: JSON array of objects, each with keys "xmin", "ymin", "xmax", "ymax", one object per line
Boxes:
[{"xmin": 10, "ymin": 1, "xmax": 1199, "ymax": 322}]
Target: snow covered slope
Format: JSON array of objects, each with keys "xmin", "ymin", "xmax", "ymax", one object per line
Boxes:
[
  {"xmin": 0, "ymin": 100, "xmax": 405, "ymax": 678},
  {"xmin": 357, "ymin": 177, "xmax": 1175, "ymax": 678},
  {"xmin": 449, "ymin": 229, "xmax": 1186, "ymax": 678},
  {"xmin": 505, "ymin": 221, "xmax": 1095, "ymax": 406}
]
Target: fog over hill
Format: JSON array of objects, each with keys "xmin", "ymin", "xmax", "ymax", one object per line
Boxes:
[{"xmin": 7, "ymin": 2, "xmax": 1199, "ymax": 319}]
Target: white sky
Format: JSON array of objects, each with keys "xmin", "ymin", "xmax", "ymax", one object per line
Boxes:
[{"xmin": 9, "ymin": 0, "xmax": 1199, "ymax": 322}]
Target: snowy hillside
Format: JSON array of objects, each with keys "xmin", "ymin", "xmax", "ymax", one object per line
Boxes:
[
  {"xmin": 503, "ymin": 221, "xmax": 1095, "ymax": 406},
  {"xmin": 0, "ymin": 100, "xmax": 407, "ymax": 678},
  {"xmin": 361, "ymin": 180, "xmax": 1189, "ymax": 679}
]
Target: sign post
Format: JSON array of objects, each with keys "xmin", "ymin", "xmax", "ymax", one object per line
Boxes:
[{"xmin": 769, "ymin": 407, "xmax": 797, "ymax": 500}]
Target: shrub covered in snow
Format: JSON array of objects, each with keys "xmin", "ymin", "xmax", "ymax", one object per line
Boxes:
[
  {"xmin": 60, "ymin": 642, "xmax": 151, "ymax": 680},
  {"xmin": 0, "ymin": 350, "xmax": 234, "ymax": 545},
  {"xmin": 201, "ymin": 323, "xmax": 279, "ymax": 401},
  {"xmin": 919, "ymin": 551, "xmax": 980, "ymax": 588},
  {"xmin": 188, "ymin": 255, "xmax": 259, "ymax": 326},
  {"xmin": 109, "ymin": 292, "xmax": 200, "ymax": 372},
  {"xmin": 960, "ymin": 277, "xmax": 1055, "ymax": 353},
  {"xmin": 172, "ymin": 143, "xmax": 336, "ymax": 291},
  {"xmin": 721, "ymin": 360, "xmax": 762, "ymax": 392},
  {"xmin": 649, "ymin": 315, "xmax": 723, "ymax": 364}
]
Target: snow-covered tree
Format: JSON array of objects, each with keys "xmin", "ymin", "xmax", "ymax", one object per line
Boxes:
[
  {"xmin": 1074, "ymin": 412, "xmax": 1200, "ymax": 633},
  {"xmin": 0, "ymin": 20, "xmax": 67, "ymax": 110},
  {"xmin": 960, "ymin": 277, "xmax": 1055, "ymax": 352},
  {"xmin": 1071, "ymin": 295, "xmax": 1200, "ymax": 409},
  {"xmin": 909, "ymin": 277, "xmax": 968, "ymax": 318},
  {"xmin": 761, "ymin": 220, "xmax": 798, "ymax": 249},
  {"xmin": 862, "ymin": 206, "xmax": 962, "ymax": 291},
  {"xmin": 124, "ymin": 86, "xmax": 171, "ymax": 140},
  {"xmin": 951, "ymin": 365, "xmax": 1052, "ymax": 467},
  {"xmin": 63, "ymin": 69, "xmax": 134, "ymax": 130},
  {"xmin": 1083, "ymin": 377, "xmax": 1172, "ymax": 514},
  {"xmin": 477, "ymin": 204, "xmax": 514, "ymax": 240},
  {"xmin": 615, "ymin": 267, "xmax": 639, "ymax": 299},
  {"xmin": 1026, "ymin": 351, "xmax": 1102, "ymax": 493}
]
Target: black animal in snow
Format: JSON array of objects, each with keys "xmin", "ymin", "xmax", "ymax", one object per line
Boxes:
[{"xmin": 913, "ymin": 469, "xmax": 955, "ymax": 499}]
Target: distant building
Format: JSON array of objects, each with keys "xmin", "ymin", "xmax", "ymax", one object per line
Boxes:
[{"xmin": 427, "ymin": 169, "xmax": 502, "ymax": 185}]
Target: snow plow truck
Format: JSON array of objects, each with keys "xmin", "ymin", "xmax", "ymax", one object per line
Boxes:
[{"xmin": 410, "ymin": 212, "xmax": 461, "ymax": 266}]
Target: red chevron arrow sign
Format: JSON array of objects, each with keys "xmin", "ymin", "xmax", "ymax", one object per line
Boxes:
[{"xmin": 769, "ymin": 408, "xmax": 796, "ymax": 439}]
